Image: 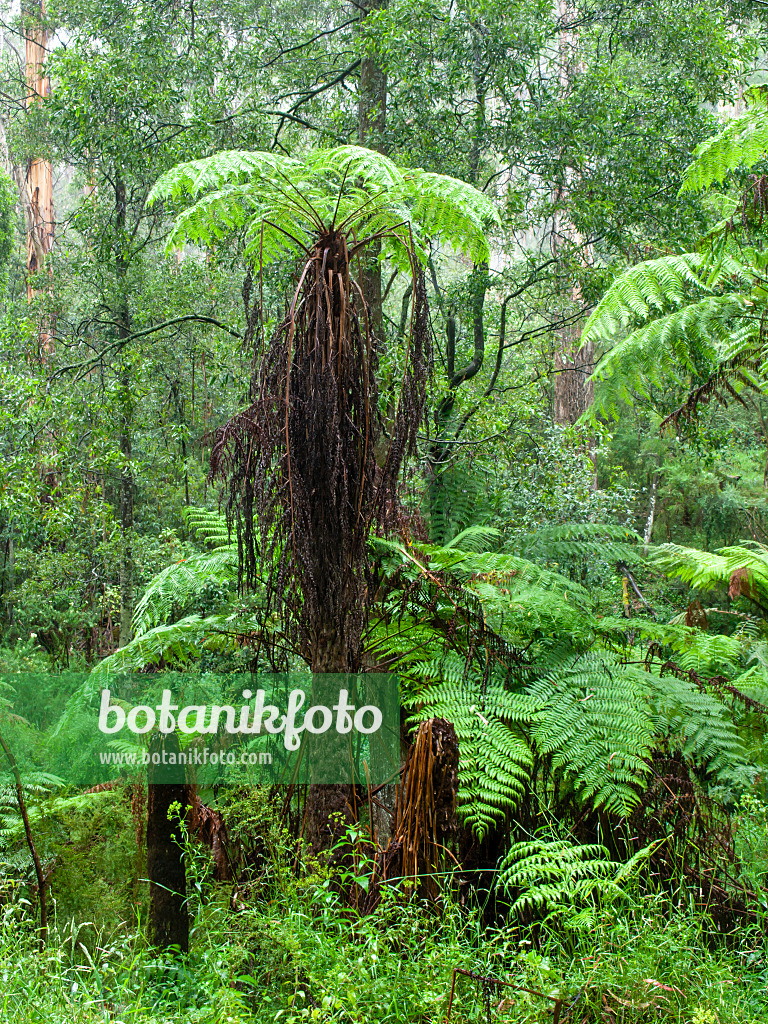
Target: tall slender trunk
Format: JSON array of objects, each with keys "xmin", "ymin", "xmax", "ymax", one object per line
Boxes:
[
  {"xmin": 358, "ymin": 0, "xmax": 387, "ymax": 345},
  {"xmin": 0, "ymin": 731, "xmax": 47, "ymax": 949},
  {"xmin": 115, "ymin": 175, "xmax": 134, "ymax": 647},
  {"xmin": 147, "ymin": 734, "xmax": 190, "ymax": 952},
  {"xmin": 643, "ymin": 471, "xmax": 659, "ymax": 555},
  {"xmin": 22, "ymin": 0, "xmax": 54, "ymax": 353},
  {"xmin": 3, "ymin": 536, "xmax": 13, "ymax": 627},
  {"xmin": 551, "ymin": 0, "xmax": 594, "ymax": 434}
]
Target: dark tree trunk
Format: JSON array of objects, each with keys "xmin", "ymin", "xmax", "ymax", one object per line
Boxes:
[
  {"xmin": 304, "ymin": 631, "xmax": 356, "ymax": 854},
  {"xmin": 147, "ymin": 733, "xmax": 190, "ymax": 952}
]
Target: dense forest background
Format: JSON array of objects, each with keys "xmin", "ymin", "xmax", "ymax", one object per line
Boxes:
[{"xmin": 2, "ymin": 1, "xmax": 768, "ymax": 1022}]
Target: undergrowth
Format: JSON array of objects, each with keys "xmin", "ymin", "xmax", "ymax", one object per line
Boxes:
[{"xmin": 0, "ymin": 824, "xmax": 765, "ymax": 1024}]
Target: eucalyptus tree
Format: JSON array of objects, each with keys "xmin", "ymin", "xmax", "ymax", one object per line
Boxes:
[{"xmin": 0, "ymin": 0, "xmax": 269, "ymax": 646}]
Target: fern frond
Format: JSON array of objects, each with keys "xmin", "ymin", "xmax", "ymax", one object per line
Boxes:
[
  {"xmin": 528, "ymin": 655, "xmax": 653, "ymax": 815},
  {"xmin": 497, "ymin": 837, "xmax": 656, "ymax": 918},
  {"xmin": 583, "ymin": 253, "xmax": 709, "ymax": 342},
  {"xmin": 520, "ymin": 522, "xmax": 642, "ymax": 565},
  {"xmin": 183, "ymin": 507, "xmax": 231, "ymax": 547},
  {"xmin": 91, "ymin": 613, "xmax": 237, "ymax": 677},
  {"xmin": 132, "ymin": 548, "xmax": 237, "ymax": 635},
  {"xmin": 149, "ymin": 146, "xmax": 497, "ymax": 269},
  {"xmin": 651, "ymin": 541, "xmax": 768, "ymax": 607},
  {"xmin": 647, "ymin": 673, "xmax": 753, "ymax": 788},
  {"xmin": 681, "ymin": 108, "xmax": 768, "ymax": 193}
]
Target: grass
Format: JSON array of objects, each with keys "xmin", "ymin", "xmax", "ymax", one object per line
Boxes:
[{"xmin": 0, "ymin": 858, "xmax": 765, "ymax": 1023}]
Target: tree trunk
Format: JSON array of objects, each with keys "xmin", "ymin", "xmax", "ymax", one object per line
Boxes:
[
  {"xmin": 643, "ymin": 470, "xmax": 659, "ymax": 555},
  {"xmin": 304, "ymin": 631, "xmax": 356, "ymax": 854},
  {"xmin": 3, "ymin": 536, "xmax": 13, "ymax": 627},
  {"xmin": 147, "ymin": 734, "xmax": 190, "ymax": 952},
  {"xmin": 23, "ymin": 0, "xmax": 54, "ymax": 353},
  {"xmin": 118, "ymin": 370, "xmax": 134, "ymax": 647},
  {"xmin": 357, "ymin": 0, "xmax": 387, "ymax": 345},
  {"xmin": 0, "ymin": 730, "xmax": 47, "ymax": 949},
  {"xmin": 551, "ymin": 0, "xmax": 594, "ymax": 434},
  {"xmin": 553, "ymin": 330, "xmax": 594, "ymax": 426},
  {"xmin": 115, "ymin": 175, "xmax": 134, "ymax": 647}
]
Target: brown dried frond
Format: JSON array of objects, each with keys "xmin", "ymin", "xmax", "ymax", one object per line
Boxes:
[
  {"xmin": 659, "ymin": 354, "xmax": 760, "ymax": 433},
  {"xmin": 210, "ymin": 227, "xmax": 431, "ymax": 671}
]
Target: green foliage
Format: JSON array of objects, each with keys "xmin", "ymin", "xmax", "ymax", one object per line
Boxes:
[
  {"xmin": 149, "ymin": 145, "xmax": 498, "ymax": 270},
  {"xmin": 0, "ymin": 169, "xmax": 16, "ymax": 295},
  {"xmin": 680, "ymin": 103, "xmax": 768, "ymax": 194},
  {"xmin": 497, "ymin": 836, "xmax": 654, "ymax": 918},
  {"xmin": 583, "ymin": 100, "xmax": 768, "ymax": 424},
  {"xmin": 381, "ymin": 532, "xmax": 756, "ymax": 838},
  {"xmin": 132, "ymin": 509, "xmax": 236, "ymax": 635},
  {"xmin": 651, "ymin": 539, "xmax": 768, "ymax": 603},
  {"xmin": 583, "ymin": 251, "xmax": 756, "ymax": 420}
]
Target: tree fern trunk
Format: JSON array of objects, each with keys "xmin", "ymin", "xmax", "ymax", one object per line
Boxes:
[
  {"xmin": 304, "ymin": 631, "xmax": 355, "ymax": 854},
  {"xmin": 147, "ymin": 733, "xmax": 189, "ymax": 952}
]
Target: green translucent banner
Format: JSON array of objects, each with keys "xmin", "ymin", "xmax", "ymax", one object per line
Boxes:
[{"xmin": 2, "ymin": 672, "xmax": 400, "ymax": 787}]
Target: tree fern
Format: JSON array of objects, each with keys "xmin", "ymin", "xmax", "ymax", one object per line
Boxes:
[
  {"xmin": 382, "ymin": 529, "xmax": 760, "ymax": 836},
  {"xmin": 651, "ymin": 540, "xmax": 768, "ymax": 607},
  {"xmin": 527, "ymin": 654, "xmax": 654, "ymax": 815},
  {"xmin": 409, "ymin": 655, "xmax": 536, "ymax": 837},
  {"xmin": 148, "ymin": 145, "xmax": 498, "ymax": 271},
  {"xmin": 680, "ymin": 105, "xmax": 768, "ymax": 194},
  {"xmin": 90, "ymin": 613, "xmax": 237, "ymax": 678},
  {"xmin": 582, "ymin": 251, "xmax": 759, "ymax": 420},
  {"xmin": 646, "ymin": 672, "xmax": 753, "ymax": 789},
  {"xmin": 583, "ymin": 100, "xmax": 768, "ymax": 422},
  {"xmin": 519, "ymin": 522, "xmax": 642, "ymax": 566}
]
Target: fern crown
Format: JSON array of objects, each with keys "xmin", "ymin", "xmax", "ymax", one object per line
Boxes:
[{"xmin": 148, "ymin": 145, "xmax": 499, "ymax": 269}]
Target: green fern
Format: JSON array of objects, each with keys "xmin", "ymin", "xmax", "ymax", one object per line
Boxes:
[
  {"xmin": 582, "ymin": 251, "xmax": 759, "ymax": 420},
  {"xmin": 132, "ymin": 549, "xmax": 237, "ymax": 635},
  {"xmin": 520, "ymin": 522, "xmax": 643, "ymax": 565},
  {"xmin": 384, "ymin": 531, "xmax": 758, "ymax": 837},
  {"xmin": 90, "ymin": 613, "xmax": 238, "ymax": 678},
  {"xmin": 497, "ymin": 836, "xmax": 655, "ymax": 919},
  {"xmin": 149, "ymin": 145, "xmax": 499, "ymax": 271},
  {"xmin": 651, "ymin": 541, "xmax": 768, "ymax": 607},
  {"xmin": 680, "ymin": 106, "xmax": 768, "ymax": 193},
  {"xmin": 583, "ymin": 98, "xmax": 768, "ymax": 422}
]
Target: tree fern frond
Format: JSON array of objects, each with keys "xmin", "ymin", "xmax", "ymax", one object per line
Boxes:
[
  {"xmin": 520, "ymin": 522, "xmax": 642, "ymax": 565},
  {"xmin": 403, "ymin": 169, "xmax": 498, "ymax": 262},
  {"xmin": 150, "ymin": 146, "xmax": 496, "ymax": 269},
  {"xmin": 651, "ymin": 541, "xmax": 768, "ymax": 606},
  {"xmin": 91, "ymin": 613, "xmax": 237, "ymax": 677},
  {"xmin": 680, "ymin": 108, "xmax": 768, "ymax": 193},
  {"xmin": 132, "ymin": 548, "xmax": 238, "ymax": 635},
  {"xmin": 583, "ymin": 253, "xmax": 709, "ymax": 344},
  {"xmin": 183, "ymin": 507, "xmax": 231, "ymax": 547},
  {"xmin": 148, "ymin": 150, "xmax": 300, "ymax": 203},
  {"xmin": 647, "ymin": 673, "xmax": 753, "ymax": 787}
]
